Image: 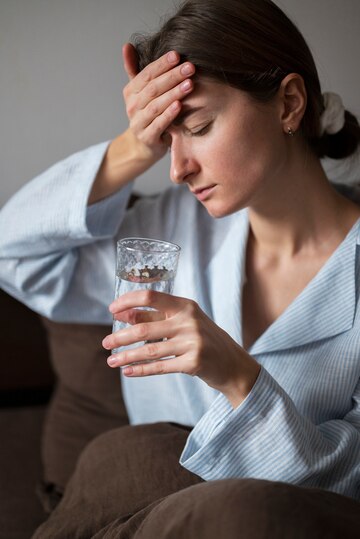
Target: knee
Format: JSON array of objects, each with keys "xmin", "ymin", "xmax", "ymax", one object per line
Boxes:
[
  {"xmin": 135, "ymin": 479, "xmax": 276, "ymax": 538},
  {"xmin": 73, "ymin": 422, "xmax": 191, "ymax": 485},
  {"xmin": 77, "ymin": 423, "xmax": 163, "ymax": 465},
  {"xmin": 136, "ymin": 479, "xmax": 357, "ymax": 539}
]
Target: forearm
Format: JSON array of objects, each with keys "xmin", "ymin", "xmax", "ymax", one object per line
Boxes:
[{"xmin": 88, "ymin": 129, "xmax": 161, "ymax": 205}]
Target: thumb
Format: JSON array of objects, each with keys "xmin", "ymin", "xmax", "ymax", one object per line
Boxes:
[{"xmin": 122, "ymin": 43, "xmax": 139, "ymax": 80}]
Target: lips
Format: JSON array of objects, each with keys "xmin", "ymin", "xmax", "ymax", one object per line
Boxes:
[{"xmin": 192, "ymin": 184, "xmax": 217, "ymax": 201}]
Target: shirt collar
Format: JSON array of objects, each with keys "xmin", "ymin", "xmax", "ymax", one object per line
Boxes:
[
  {"xmin": 249, "ymin": 218, "xmax": 360, "ymax": 355},
  {"xmin": 207, "ymin": 212, "xmax": 359, "ymax": 355}
]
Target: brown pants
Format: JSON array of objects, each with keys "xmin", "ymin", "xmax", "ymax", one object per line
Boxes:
[{"xmin": 32, "ymin": 423, "xmax": 360, "ymax": 539}]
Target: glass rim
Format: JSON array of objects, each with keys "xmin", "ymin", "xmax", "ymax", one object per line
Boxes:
[{"xmin": 117, "ymin": 237, "xmax": 181, "ymax": 254}]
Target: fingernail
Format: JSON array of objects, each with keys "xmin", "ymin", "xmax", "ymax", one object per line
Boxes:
[
  {"xmin": 109, "ymin": 303, "xmax": 116, "ymax": 313},
  {"xmin": 107, "ymin": 356, "xmax": 118, "ymax": 366},
  {"xmin": 181, "ymin": 63, "xmax": 193, "ymax": 75},
  {"xmin": 167, "ymin": 51, "xmax": 178, "ymax": 63},
  {"xmin": 123, "ymin": 366, "xmax": 134, "ymax": 376},
  {"xmin": 181, "ymin": 80, "xmax": 191, "ymax": 92},
  {"xmin": 102, "ymin": 338, "xmax": 111, "ymax": 349},
  {"xmin": 170, "ymin": 101, "xmax": 180, "ymax": 111}
]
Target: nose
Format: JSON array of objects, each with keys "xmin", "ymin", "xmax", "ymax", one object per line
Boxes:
[{"xmin": 169, "ymin": 137, "xmax": 200, "ymax": 185}]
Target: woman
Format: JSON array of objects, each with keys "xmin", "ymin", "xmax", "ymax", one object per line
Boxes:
[{"xmin": 1, "ymin": 0, "xmax": 360, "ymax": 536}]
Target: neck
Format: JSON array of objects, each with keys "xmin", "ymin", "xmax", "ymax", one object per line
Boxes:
[{"xmin": 248, "ymin": 147, "xmax": 359, "ymax": 258}]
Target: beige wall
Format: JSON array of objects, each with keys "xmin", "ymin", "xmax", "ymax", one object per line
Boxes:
[{"xmin": 1, "ymin": 0, "xmax": 359, "ymax": 207}]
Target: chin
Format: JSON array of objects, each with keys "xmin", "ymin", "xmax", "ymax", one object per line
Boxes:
[{"xmin": 204, "ymin": 200, "xmax": 247, "ymax": 219}]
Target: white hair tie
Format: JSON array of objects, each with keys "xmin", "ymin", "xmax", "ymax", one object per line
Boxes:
[{"xmin": 320, "ymin": 92, "xmax": 345, "ymax": 136}]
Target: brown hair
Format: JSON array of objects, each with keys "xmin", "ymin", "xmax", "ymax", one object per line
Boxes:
[{"xmin": 133, "ymin": 0, "xmax": 360, "ymax": 160}]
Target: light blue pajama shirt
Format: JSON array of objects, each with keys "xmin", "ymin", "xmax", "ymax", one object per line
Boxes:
[{"xmin": 0, "ymin": 141, "xmax": 360, "ymax": 499}]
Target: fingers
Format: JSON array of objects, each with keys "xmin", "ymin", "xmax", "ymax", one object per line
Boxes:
[
  {"xmin": 128, "ymin": 50, "xmax": 180, "ymax": 94},
  {"xmin": 109, "ymin": 290, "xmax": 188, "ymax": 318},
  {"xmin": 124, "ymin": 52, "xmax": 195, "ymax": 118},
  {"xmin": 131, "ymin": 77, "xmax": 193, "ymax": 132},
  {"xmin": 114, "ymin": 308, "xmax": 165, "ymax": 325},
  {"xmin": 134, "ymin": 62, "xmax": 195, "ymax": 110},
  {"xmin": 105, "ymin": 292, "xmax": 204, "ymax": 376},
  {"xmin": 122, "ymin": 43, "xmax": 139, "ymax": 80},
  {"xmin": 103, "ymin": 316, "xmax": 176, "ymax": 352},
  {"xmin": 107, "ymin": 337, "xmax": 186, "ymax": 369},
  {"xmin": 120, "ymin": 354, "xmax": 196, "ymax": 377},
  {"xmin": 125, "ymin": 60, "xmax": 195, "ymax": 141},
  {"xmin": 140, "ymin": 100, "xmax": 182, "ymax": 143}
]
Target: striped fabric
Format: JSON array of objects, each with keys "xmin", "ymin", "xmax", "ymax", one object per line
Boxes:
[{"xmin": 0, "ymin": 142, "xmax": 359, "ymax": 499}]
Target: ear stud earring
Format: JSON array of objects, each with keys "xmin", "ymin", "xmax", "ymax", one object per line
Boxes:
[{"xmin": 287, "ymin": 127, "xmax": 295, "ymax": 137}]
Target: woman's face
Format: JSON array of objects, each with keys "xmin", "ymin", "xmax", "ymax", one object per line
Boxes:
[{"xmin": 166, "ymin": 78, "xmax": 289, "ymax": 218}]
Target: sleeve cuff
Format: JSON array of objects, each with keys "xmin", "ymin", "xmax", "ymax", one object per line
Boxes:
[
  {"xmin": 85, "ymin": 183, "xmax": 133, "ymax": 237},
  {"xmin": 179, "ymin": 367, "xmax": 279, "ymax": 478}
]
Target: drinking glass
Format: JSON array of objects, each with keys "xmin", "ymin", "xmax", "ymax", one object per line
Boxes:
[{"xmin": 112, "ymin": 237, "xmax": 181, "ymax": 358}]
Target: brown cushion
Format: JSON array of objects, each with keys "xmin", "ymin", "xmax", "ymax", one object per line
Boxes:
[
  {"xmin": 0, "ymin": 407, "xmax": 48, "ymax": 538},
  {"xmin": 39, "ymin": 318, "xmax": 129, "ymax": 502},
  {"xmin": 0, "ymin": 289, "xmax": 54, "ymax": 392}
]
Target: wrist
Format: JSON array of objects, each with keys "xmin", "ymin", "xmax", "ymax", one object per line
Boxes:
[
  {"xmin": 221, "ymin": 355, "xmax": 261, "ymax": 409},
  {"xmin": 101, "ymin": 129, "xmax": 157, "ymax": 186},
  {"xmin": 113, "ymin": 128, "xmax": 161, "ymax": 171},
  {"xmin": 88, "ymin": 129, "xmax": 161, "ymax": 205}
]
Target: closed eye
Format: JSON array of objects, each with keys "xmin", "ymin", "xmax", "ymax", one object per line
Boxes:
[
  {"xmin": 190, "ymin": 121, "xmax": 213, "ymax": 137},
  {"xmin": 163, "ymin": 120, "xmax": 213, "ymax": 150}
]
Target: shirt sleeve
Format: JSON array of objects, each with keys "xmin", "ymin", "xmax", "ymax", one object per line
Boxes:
[
  {"xmin": 0, "ymin": 141, "xmax": 130, "ymax": 255},
  {"xmin": 180, "ymin": 366, "xmax": 360, "ymax": 499},
  {"xmin": 0, "ymin": 141, "xmax": 132, "ymax": 321}
]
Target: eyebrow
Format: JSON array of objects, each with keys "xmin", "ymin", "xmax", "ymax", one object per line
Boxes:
[{"xmin": 172, "ymin": 106, "xmax": 205, "ymax": 126}]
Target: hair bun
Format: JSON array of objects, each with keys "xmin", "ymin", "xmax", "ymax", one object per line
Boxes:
[{"xmin": 317, "ymin": 110, "xmax": 360, "ymax": 160}]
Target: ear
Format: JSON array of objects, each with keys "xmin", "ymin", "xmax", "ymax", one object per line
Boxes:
[
  {"xmin": 122, "ymin": 43, "xmax": 139, "ymax": 80},
  {"xmin": 278, "ymin": 74, "xmax": 307, "ymax": 135}
]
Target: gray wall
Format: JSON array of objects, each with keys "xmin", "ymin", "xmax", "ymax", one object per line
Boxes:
[{"xmin": 1, "ymin": 0, "xmax": 359, "ymax": 208}]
